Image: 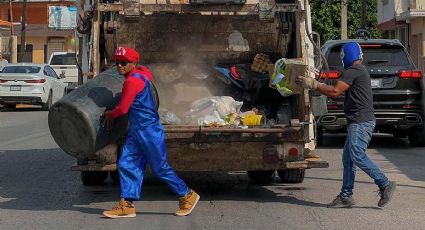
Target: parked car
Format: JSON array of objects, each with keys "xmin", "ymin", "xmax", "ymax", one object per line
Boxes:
[
  {"xmin": 0, "ymin": 63, "xmax": 67, "ymax": 110},
  {"xmin": 48, "ymin": 52, "xmax": 79, "ymax": 91},
  {"xmin": 317, "ymin": 39, "xmax": 425, "ymax": 147}
]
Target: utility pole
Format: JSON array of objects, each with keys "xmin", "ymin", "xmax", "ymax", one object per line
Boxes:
[
  {"xmin": 9, "ymin": 0, "xmax": 13, "ymax": 35},
  {"xmin": 19, "ymin": 0, "xmax": 27, "ymax": 62},
  {"xmin": 341, "ymin": 0, "xmax": 347, "ymax": 39}
]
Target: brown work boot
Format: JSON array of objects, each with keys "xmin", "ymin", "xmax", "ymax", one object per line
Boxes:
[
  {"xmin": 102, "ymin": 198, "xmax": 136, "ymax": 218},
  {"xmin": 174, "ymin": 189, "xmax": 200, "ymax": 216}
]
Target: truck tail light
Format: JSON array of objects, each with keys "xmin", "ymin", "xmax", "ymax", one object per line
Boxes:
[
  {"xmin": 320, "ymin": 71, "xmax": 341, "ymax": 79},
  {"xmin": 399, "ymin": 70, "xmax": 422, "ymax": 79},
  {"xmin": 288, "ymin": 148, "xmax": 299, "ymax": 157},
  {"xmin": 0, "ymin": 79, "xmax": 8, "ymax": 83},
  {"xmin": 24, "ymin": 79, "xmax": 46, "ymax": 83}
]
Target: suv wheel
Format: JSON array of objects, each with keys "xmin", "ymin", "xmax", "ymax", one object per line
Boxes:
[{"xmin": 408, "ymin": 126, "xmax": 425, "ymax": 147}]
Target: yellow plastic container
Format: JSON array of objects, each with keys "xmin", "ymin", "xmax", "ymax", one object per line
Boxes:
[{"xmin": 242, "ymin": 114, "xmax": 263, "ymax": 126}]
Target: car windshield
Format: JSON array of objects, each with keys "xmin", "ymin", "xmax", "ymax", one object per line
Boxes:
[
  {"xmin": 2, "ymin": 66, "xmax": 41, "ymax": 73},
  {"xmin": 327, "ymin": 45, "xmax": 411, "ymax": 67},
  {"xmin": 50, "ymin": 53, "xmax": 77, "ymax": 65}
]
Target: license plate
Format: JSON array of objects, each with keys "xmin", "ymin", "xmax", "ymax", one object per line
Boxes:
[
  {"xmin": 10, "ymin": 85, "xmax": 21, "ymax": 91},
  {"xmin": 371, "ymin": 79, "xmax": 381, "ymax": 89}
]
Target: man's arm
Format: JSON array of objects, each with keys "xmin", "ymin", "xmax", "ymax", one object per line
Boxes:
[
  {"xmin": 110, "ymin": 77, "xmax": 145, "ymax": 118},
  {"xmin": 316, "ymin": 80, "xmax": 350, "ymax": 98},
  {"xmin": 296, "ymin": 76, "xmax": 350, "ymax": 98},
  {"xmin": 102, "ymin": 77, "xmax": 145, "ymax": 130}
]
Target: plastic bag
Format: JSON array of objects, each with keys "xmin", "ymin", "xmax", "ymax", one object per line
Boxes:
[
  {"xmin": 159, "ymin": 109, "xmax": 182, "ymax": 125},
  {"xmin": 270, "ymin": 58, "xmax": 306, "ymax": 97},
  {"xmin": 184, "ymin": 96, "xmax": 243, "ymax": 126}
]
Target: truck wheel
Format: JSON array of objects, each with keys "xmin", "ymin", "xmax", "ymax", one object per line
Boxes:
[
  {"xmin": 80, "ymin": 171, "xmax": 108, "ymax": 186},
  {"xmin": 110, "ymin": 171, "xmax": 120, "ymax": 185},
  {"xmin": 277, "ymin": 169, "xmax": 305, "ymax": 183},
  {"xmin": 247, "ymin": 170, "xmax": 275, "ymax": 184},
  {"xmin": 408, "ymin": 126, "xmax": 425, "ymax": 147},
  {"xmin": 42, "ymin": 91, "xmax": 52, "ymax": 111},
  {"xmin": 316, "ymin": 126, "xmax": 324, "ymax": 147}
]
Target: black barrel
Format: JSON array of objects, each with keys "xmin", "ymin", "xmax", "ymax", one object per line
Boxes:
[{"xmin": 48, "ymin": 67, "xmax": 129, "ymax": 159}]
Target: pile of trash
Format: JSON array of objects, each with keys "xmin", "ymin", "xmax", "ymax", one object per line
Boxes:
[
  {"xmin": 160, "ymin": 96, "xmax": 268, "ymax": 127},
  {"xmin": 157, "ymin": 53, "xmax": 306, "ymax": 127}
]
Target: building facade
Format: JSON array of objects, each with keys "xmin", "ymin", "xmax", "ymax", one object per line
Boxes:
[
  {"xmin": 377, "ymin": 0, "xmax": 425, "ymax": 72},
  {"xmin": 0, "ymin": 0, "xmax": 77, "ymax": 64}
]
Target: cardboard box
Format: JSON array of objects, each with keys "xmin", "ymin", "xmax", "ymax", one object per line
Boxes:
[{"xmin": 269, "ymin": 58, "xmax": 306, "ymax": 95}]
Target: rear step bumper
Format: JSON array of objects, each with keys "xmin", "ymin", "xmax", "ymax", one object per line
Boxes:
[
  {"xmin": 71, "ymin": 159, "xmax": 329, "ymax": 172},
  {"xmin": 0, "ymin": 96, "xmax": 42, "ymax": 105}
]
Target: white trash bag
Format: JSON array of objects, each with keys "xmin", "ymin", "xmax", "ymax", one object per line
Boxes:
[{"xmin": 184, "ymin": 96, "xmax": 243, "ymax": 126}]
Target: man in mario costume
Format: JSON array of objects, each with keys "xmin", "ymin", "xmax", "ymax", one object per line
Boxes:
[{"xmin": 102, "ymin": 46, "xmax": 200, "ymax": 218}]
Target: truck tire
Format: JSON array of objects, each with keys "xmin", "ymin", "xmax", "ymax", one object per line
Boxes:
[
  {"xmin": 110, "ymin": 171, "xmax": 120, "ymax": 185},
  {"xmin": 247, "ymin": 170, "xmax": 275, "ymax": 184},
  {"xmin": 81, "ymin": 171, "xmax": 108, "ymax": 186},
  {"xmin": 408, "ymin": 126, "xmax": 425, "ymax": 147},
  {"xmin": 277, "ymin": 169, "xmax": 305, "ymax": 183}
]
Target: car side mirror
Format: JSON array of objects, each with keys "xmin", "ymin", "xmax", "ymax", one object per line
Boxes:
[{"xmin": 60, "ymin": 73, "xmax": 65, "ymax": 79}]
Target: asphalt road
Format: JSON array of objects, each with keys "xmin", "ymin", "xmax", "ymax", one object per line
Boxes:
[{"xmin": 0, "ymin": 108, "xmax": 424, "ymax": 230}]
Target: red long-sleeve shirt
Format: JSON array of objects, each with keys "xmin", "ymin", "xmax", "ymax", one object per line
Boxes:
[{"xmin": 110, "ymin": 66, "xmax": 153, "ymax": 119}]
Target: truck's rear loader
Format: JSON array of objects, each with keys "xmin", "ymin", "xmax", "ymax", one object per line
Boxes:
[{"xmin": 49, "ymin": 0, "xmax": 328, "ymax": 185}]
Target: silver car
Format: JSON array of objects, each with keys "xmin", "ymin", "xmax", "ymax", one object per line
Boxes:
[{"xmin": 0, "ymin": 63, "xmax": 67, "ymax": 110}]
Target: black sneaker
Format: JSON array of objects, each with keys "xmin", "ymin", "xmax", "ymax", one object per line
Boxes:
[
  {"xmin": 327, "ymin": 195, "xmax": 355, "ymax": 208},
  {"xmin": 378, "ymin": 181, "xmax": 396, "ymax": 207}
]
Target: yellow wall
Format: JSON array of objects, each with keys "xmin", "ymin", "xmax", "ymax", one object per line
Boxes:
[
  {"xmin": 26, "ymin": 37, "xmax": 47, "ymax": 64},
  {"xmin": 19, "ymin": 36, "xmax": 77, "ymax": 64}
]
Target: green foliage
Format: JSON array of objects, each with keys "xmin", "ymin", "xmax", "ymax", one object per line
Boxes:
[{"xmin": 310, "ymin": 0, "xmax": 382, "ymax": 42}]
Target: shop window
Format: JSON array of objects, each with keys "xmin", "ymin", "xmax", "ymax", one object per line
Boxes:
[{"xmin": 17, "ymin": 44, "xmax": 33, "ymax": 63}]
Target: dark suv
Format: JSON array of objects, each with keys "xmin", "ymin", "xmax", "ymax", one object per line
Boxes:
[{"xmin": 317, "ymin": 39, "xmax": 425, "ymax": 147}]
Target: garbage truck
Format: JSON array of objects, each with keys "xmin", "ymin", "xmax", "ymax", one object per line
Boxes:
[{"xmin": 48, "ymin": 0, "xmax": 328, "ymax": 186}]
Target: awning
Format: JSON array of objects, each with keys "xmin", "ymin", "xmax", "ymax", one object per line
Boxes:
[{"xmin": 0, "ymin": 20, "xmax": 12, "ymax": 28}]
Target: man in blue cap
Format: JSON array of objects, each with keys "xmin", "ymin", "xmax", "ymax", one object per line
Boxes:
[{"xmin": 296, "ymin": 42, "xmax": 396, "ymax": 208}]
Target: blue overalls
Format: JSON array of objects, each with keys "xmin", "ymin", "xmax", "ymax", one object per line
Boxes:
[{"xmin": 118, "ymin": 71, "xmax": 189, "ymax": 200}]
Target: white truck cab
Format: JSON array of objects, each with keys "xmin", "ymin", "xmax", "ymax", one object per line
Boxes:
[{"xmin": 48, "ymin": 52, "xmax": 79, "ymax": 91}]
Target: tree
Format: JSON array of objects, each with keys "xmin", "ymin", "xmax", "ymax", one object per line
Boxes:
[{"xmin": 310, "ymin": 0, "xmax": 382, "ymax": 42}]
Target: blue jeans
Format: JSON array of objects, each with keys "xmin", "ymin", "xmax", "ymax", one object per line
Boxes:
[{"xmin": 340, "ymin": 120, "xmax": 389, "ymax": 197}]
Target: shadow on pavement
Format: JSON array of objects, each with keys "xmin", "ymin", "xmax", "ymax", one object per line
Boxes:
[
  {"xmin": 0, "ymin": 148, "xmax": 327, "ymax": 215},
  {"xmin": 319, "ymin": 134, "xmax": 425, "ymax": 182}
]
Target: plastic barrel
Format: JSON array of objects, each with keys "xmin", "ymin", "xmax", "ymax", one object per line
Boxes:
[{"xmin": 48, "ymin": 67, "xmax": 159, "ymax": 159}]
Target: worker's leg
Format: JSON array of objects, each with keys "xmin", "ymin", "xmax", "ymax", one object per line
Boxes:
[
  {"xmin": 119, "ymin": 133, "xmax": 148, "ymax": 201},
  {"xmin": 137, "ymin": 124, "xmax": 188, "ymax": 197},
  {"xmin": 340, "ymin": 135, "xmax": 356, "ymax": 198},
  {"xmin": 347, "ymin": 121, "xmax": 389, "ymax": 188}
]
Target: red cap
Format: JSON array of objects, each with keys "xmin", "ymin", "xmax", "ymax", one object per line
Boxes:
[{"xmin": 113, "ymin": 46, "xmax": 140, "ymax": 63}]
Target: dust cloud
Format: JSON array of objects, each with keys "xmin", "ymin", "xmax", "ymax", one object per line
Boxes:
[{"xmin": 147, "ymin": 59, "xmax": 233, "ymax": 118}]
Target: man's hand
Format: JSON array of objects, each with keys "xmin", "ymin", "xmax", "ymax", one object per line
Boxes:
[
  {"xmin": 102, "ymin": 111, "xmax": 114, "ymax": 131},
  {"xmin": 296, "ymin": 76, "xmax": 320, "ymax": 90}
]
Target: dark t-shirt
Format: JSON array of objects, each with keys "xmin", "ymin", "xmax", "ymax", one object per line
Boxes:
[{"xmin": 339, "ymin": 64, "xmax": 375, "ymax": 124}]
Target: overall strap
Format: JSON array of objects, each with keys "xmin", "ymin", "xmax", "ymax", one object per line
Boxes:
[{"xmin": 130, "ymin": 72, "xmax": 149, "ymax": 82}]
